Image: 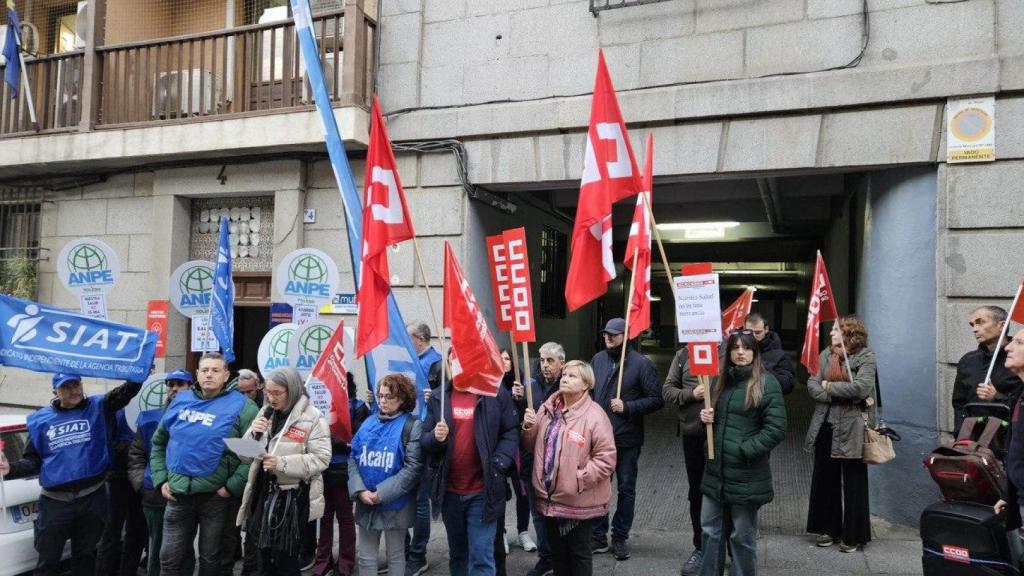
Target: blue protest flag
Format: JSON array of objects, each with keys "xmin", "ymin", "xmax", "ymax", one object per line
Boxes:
[
  {"xmin": 0, "ymin": 293, "xmax": 157, "ymax": 381},
  {"xmin": 211, "ymin": 215, "xmax": 236, "ymax": 363},
  {"xmin": 289, "ymin": 0, "xmax": 430, "ymax": 419},
  {"xmin": 3, "ymin": 1, "xmax": 21, "ymax": 99}
]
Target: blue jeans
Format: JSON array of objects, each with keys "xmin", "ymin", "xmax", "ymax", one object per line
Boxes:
[
  {"xmin": 441, "ymin": 492, "xmax": 497, "ymax": 576},
  {"xmin": 592, "ymin": 445, "xmax": 640, "ymax": 543},
  {"xmin": 699, "ymin": 496, "xmax": 759, "ymax": 576},
  {"xmin": 406, "ymin": 475, "xmax": 431, "ymax": 562}
]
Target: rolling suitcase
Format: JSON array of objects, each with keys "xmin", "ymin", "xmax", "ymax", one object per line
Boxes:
[{"xmin": 921, "ymin": 500, "xmax": 1021, "ymax": 575}]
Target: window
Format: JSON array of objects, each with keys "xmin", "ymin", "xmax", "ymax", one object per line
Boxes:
[
  {"xmin": 0, "ymin": 189, "xmax": 43, "ymax": 298},
  {"xmin": 539, "ymin": 226, "xmax": 567, "ymax": 318}
]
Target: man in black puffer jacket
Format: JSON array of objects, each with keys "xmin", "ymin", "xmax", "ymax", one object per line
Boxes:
[
  {"xmin": 590, "ymin": 317, "xmax": 663, "ymax": 561},
  {"xmin": 744, "ymin": 313, "xmax": 795, "ymax": 395}
]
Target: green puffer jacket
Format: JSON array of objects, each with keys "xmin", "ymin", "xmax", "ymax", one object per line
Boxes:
[
  {"xmin": 149, "ymin": 387, "xmax": 259, "ymax": 497},
  {"xmin": 701, "ymin": 367, "xmax": 787, "ymax": 507}
]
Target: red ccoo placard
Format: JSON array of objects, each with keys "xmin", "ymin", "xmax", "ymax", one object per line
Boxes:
[{"xmin": 687, "ymin": 342, "xmax": 720, "ymax": 376}]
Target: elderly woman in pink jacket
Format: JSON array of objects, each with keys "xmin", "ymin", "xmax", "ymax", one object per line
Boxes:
[{"xmin": 522, "ymin": 359, "xmax": 617, "ymax": 576}]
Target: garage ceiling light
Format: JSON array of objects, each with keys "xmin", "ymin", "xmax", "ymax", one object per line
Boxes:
[{"xmin": 656, "ymin": 221, "xmax": 741, "ymax": 239}]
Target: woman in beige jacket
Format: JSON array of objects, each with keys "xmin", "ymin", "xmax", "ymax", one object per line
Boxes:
[
  {"xmin": 522, "ymin": 360, "xmax": 617, "ymax": 576},
  {"xmin": 237, "ymin": 367, "xmax": 331, "ymax": 575}
]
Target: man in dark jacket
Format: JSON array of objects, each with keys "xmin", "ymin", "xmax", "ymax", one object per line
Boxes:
[
  {"xmin": 589, "ymin": 317, "xmax": 664, "ymax": 561},
  {"xmin": 2, "ymin": 373, "xmax": 142, "ymax": 576},
  {"xmin": 743, "ymin": 312, "xmax": 795, "ymax": 395},
  {"xmin": 952, "ymin": 306, "xmax": 1022, "ymax": 429},
  {"xmin": 421, "ymin": 380, "xmax": 519, "ymax": 576}
]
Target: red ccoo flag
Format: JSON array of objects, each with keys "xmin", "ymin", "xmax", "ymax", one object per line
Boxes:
[
  {"xmin": 565, "ymin": 50, "xmax": 644, "ymax": 311},
  {"xmin": 624, "ymin": 134, "xmax": 653, "ymax": 340},
  {"xmin": 443, "ymin": 242, "xmax": 504, "ymax": 397},
  {"xmin": 1011, "ymin": 278, "xmax": 1024, "ymax": 324},
  {"xmin": 310, "ymin": 321, "xmax": 353, "ymax": 442},
  {"xmin": 722, "ymin": 287, "xmax": 757, "ymax": 336},
  {"xmin": 800, "ymin": 251, "xmax": 839, "ymax": 375},
  {"xmin": 356, "ymin": 95, "xmax": 415, "ymax": 357}
]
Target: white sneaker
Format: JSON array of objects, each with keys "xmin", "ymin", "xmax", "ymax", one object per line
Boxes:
[
  {"xmin": 503, "ymin": 531, "xmax": 510, "ymax": 554},
  {"xmin": 520, "ymin": 531, "xmax": 537, "ymax": 552}
]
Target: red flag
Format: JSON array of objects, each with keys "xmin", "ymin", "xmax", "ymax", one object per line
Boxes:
[
  {"xmin": 310, "ymin": 321, "xmax": 353, "ymax": 442},
  {"xmin": 687, "ymin": 342, "xmax": 720, "ymax": 377},
  {"xmin": 443, "ymin": 242, "xmax": 503, "ymax": 397},
  {"xmin": 486, "ymin": 234, "xmax": 514, "ymax": 332},
  {"xmin": 800, "ymin": 251, "xmax": 839, "ymax": 374},
  {"xmin": 722, "ymin": 287, "xmax": 756, "ymax": 336},
  {"xmin": 1011, "ymin": 279, "xmax": 1024, "ymax": 324},
  {"xmin": 356, "ymin": 95, "xmax": 415, "ymax": 357},
  {"xmin": 624, "ymin": 135, "xmax": 653, "ymax": 339},
  {"xmin": 565, "ymin": 50, "xmax": 644, "ymax": 311}
]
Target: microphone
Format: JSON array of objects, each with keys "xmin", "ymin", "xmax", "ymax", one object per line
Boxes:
[{"xmin": 254, "ymin": 406, "xmax": 274, "ymax": 441}]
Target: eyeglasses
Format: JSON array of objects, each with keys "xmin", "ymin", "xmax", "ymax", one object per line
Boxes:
[
  {"xmin": 265, "ymin": 389, "xmax": 286, "ymax": 399},
  {"xmin": 376, "ymin": 392, "xmax": 395, "ymax": 401}
]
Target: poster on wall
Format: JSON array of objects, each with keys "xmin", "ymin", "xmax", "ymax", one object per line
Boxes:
[
  {"xmin": 57, "ymin": 238, "xmax": 121, "ymax": 319},
  {"xmin": 947, "ymin": 96, "xmax": 995, "ymax": 163}
]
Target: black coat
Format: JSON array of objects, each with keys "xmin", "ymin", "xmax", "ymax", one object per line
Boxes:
[
  {"xmin": 590, "ymin": 346, "xmax": 664, "ymax": 449},
  {"xmin": 420, "ymin": 385, "xmax": 520, "ymax": 523},
  {"xmin": 757, "ymin": 331, "xmax": 795, "ymax": 395},
  {"xmin": 952, "ymin": 344, "xmax": 1022, "ymax": 429}
]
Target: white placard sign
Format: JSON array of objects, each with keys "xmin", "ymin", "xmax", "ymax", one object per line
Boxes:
[
  {"xmin": 674, "ymin": 273, "xmax": 723, "ymax": 343},
  {"xmin": 79, "ymin": 293, "xmax": 108, "ymax": 319},
  {"xmin": 170, "ymin": 260, "xmax": 216, "ymax": 318},
  {"xmin": 276, "ymin": 248, "xmax": 340, "ymax": 310},
  {"xmin": 57, "ymin": 238, "xmax": 121, "ymax": 296},
  {"xmin": 191, "ymin": 315, "xmax": 219, "ymax": 352}
]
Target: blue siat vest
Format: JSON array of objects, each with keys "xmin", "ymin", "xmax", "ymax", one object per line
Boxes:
[
  {"xmin": 136, "ymin": 407, "xmax": 164, "ymax": 490},
  {"xmin": 27, "ymin": 396, "xmax": 110, "ymax": 489},
  {"xmin": 162, "ymin": 390, "xmax": 246, "ymax": 478},
  {"xmin": 351, "ymin": 413, "xmax": 410, "ymax": 511}
]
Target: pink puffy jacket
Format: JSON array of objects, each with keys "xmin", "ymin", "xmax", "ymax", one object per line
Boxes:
[{"xmin": 522, "ymin": 391, "xmax": 617, "ymax": 520}]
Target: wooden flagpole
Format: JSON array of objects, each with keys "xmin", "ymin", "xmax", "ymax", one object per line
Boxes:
[
  {"xmin": 521, "ymin": 341, "xmax": 534, "ymax": 410},
  {"xmin": 616, "ymin": 246, "xmax": 640, "ymax": 399},
  {"xmin": 508, "ymin": 333, "xmax": 522, "ymax": 388},
  {"xmin": 699, "ymin": 374, "xmax": 714, "ymax": 459},
  {"xmin": 410, "ymin": 236, "xmax": 447, "ymax": 423}
]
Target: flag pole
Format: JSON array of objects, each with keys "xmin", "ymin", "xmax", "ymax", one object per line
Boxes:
[
  {"xmin": 699, "ymin": 374, "xmax": 715, "ymax": 460},
  {"xmin": 13, "ymin": 27, "xmax": 39, "ymax": 132},
  {"xmin": 410, "ymin": 236, "xmax": 446, "ymax": 424},
  {"xmin": 508, "ymin": 333, "xmax": 521, "ymax": 387},
  {"xmin": 640, "ymin": 192, "xmax": 678, "ymax": 319},
  {"xmin": 983, "ymin": 282, "xmax": 1023, "ymax": 386},
  {"xmin": 616, "ymin": 247, "xmax": 640, "ymax": 400},
  {"xmin": 521, "ymin": 341, "xmax": 534, "ymax": 410}
]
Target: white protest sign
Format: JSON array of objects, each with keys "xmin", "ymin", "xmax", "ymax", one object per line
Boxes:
[
  {"xmin": 79, "ymin": 294, "xmax": 108, "ymax": 319},
  {"xmin": 170, "ymin": 260, "xmax": 216, "ymax": 318},
  {"xmin": 191, "ymin": 315, "xmax": 219, "ymax": 352},
  {"xmin": 124, "ymin": 373, "xmax": 170, "ymax": 433},
  {"xmin": 57, "ymin": 238, "xmax": 121, "ymax": 296},
  {"xmin": 674, "ymin": 273, "xmax": 722, "ymax": 343}
]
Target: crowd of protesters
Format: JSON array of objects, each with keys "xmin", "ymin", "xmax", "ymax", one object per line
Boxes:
[{"xmin": 5, "ymin": 306, "xmax": 1024, "ymax": 576}]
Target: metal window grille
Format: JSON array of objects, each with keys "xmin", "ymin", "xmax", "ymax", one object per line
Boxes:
[
  {"xmin": 539, "ymin": 226, "xmax": 567, "ymax": 319},
  {"xmin": 0, "ymin": 188, "xmax": 44, "ymax": 298},
  {"xmin": 589, "ymin": 0, "xmax": 675, "ymax": 15}
]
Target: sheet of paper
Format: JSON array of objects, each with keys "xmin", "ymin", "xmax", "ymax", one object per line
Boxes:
[{"xmin": 223, "ymin": 437, "xmax": 266, "ymax": 459}]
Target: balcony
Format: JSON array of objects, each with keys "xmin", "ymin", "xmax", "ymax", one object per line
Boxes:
[{"xmin": 0, "ymin": 0, "xmax": 375, "ymax": 141}]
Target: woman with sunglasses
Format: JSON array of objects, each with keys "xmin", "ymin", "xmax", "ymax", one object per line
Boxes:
[
  {"xmin": 805, "ymin": 316, "xmax": 877, "ymax": 552},
  {"xmin": 238, "ymin": 367, "xmax": 332, "ymax": 576},
  {"xmin": 349, "ymin": 374, "xmax": 423, "ymax": 576},
  {"xmin": 699, "ymin": 331, "xmax": 787, "ymax": 576}
]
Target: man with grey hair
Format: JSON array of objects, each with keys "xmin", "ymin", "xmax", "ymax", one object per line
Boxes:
[
  {"xmin": 952, "ymin": 305, "xmax": 1022, "ymax": 428},
  {"xmin": 408, "ymin": 322, "xmax": 443, "ymax": 390},
  {"xmin": 236, "ymin": 369, "xmax": 264, "ymax": 407}
]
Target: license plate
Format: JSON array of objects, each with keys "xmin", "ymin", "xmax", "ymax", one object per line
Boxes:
[{"xmin": 10, "ymin": 501, "xmax": 38, "ymax": 524}]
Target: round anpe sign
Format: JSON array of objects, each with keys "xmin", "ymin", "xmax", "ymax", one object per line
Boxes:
[
  {"xmin": 287, "ymin": 319, "xmax": 354, "ymax": 378},
  {"xmin": 57, "ymin": 238, "xmax": 121, "ymax": 295},
  {"xmin": 257, "ymin": 322, "xmax": 297, "ymax": 379},
  {"xmin": 275, "ymin": 248, "xmax": 340, "ymax": 308},
  {"xmin": 169, "ymin": 260, "xmax": 216, "ymax": 318},
  {"xmin": 124, "ymin": 372, "xmax": 171, "ymax": 433}
]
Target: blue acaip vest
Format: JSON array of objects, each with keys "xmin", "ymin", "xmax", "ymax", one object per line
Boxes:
[
  {"xmin": 27, "ymin": 396, "xmax": 111, "ymax": 489},
  {"xmin": 136, "ymin": 407, "xmax": 164, "ymax": 490},
  {"xmin": 351, "ymin": 413, "xmax": 410, "ymax": 511},
  {"xmin": 163, "ymin": 390, "xmax": 247, "ymax": 478}
]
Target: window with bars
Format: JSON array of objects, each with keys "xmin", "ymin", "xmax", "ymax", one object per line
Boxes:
[
  {"xmin": 539, "ymin": 226, "xmax": 567, "ymax": 319},
  {"xmin": 0, "ymin": 189, "xmax": 43, "ymax": 298}
]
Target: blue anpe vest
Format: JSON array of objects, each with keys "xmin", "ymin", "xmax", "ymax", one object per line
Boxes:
[
  {"xmin": 418, "ymin": 347, "xmax": 442, "ymax": 378},
  {"xmin": 163, "ymin": 390, "xmax": 246, "ymax": 478},
  {"xmin": 136, "ymin": 407, "xmax": 164, "ymax": 490},
  {"xmin": 351, "ymin": 413, "xmax": 409, "ymax": 511},
  {"xmin": 27, "ymin": 396, "xmax": 110, "ymax": 489}
]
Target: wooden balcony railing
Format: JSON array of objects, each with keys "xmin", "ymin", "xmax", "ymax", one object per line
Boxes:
[
  {"xmin": 0, "ymin": 50, "xmax": 84, "ymax": 136},
  {"xmin": 0, "ymin": 2, "xmax": 375, "ymax": 137}
]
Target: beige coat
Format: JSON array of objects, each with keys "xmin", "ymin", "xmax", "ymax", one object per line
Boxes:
[{"xmin": 236, "ymin": 395, "xmax": 331, "ymax": 526}]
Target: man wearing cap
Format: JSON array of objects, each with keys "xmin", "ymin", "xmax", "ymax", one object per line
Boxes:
[
  {"xmin": 0, "ymin": 373, "xmax": 143, "ymax": 576},
  {"xmin": 149, "ymin": 352, "xmax": 258, "ymax": 576},
  {"xmin": 589, "ymin": 318, "xmax": 663, "ymax": 561}
]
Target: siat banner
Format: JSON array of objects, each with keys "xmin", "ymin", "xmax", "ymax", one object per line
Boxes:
[
  {"xmin": 169, "ymin": 260, "xmax": 216, "ymax": 318},
  {"xmin": 0, "ymin": 294, "xmax": 156, "ymax": 382},
  {"xmin": 276, "ymin": 248, "xmax": 340, "ymax": 324},
  {"xmin": 257, "ymin": 322, "xmax": 297, "ymax": 379}
]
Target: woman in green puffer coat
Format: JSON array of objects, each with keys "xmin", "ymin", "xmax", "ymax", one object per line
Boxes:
[{"xmin": 698, "ymin": 331, "xmax": 787, "ymax": 576}]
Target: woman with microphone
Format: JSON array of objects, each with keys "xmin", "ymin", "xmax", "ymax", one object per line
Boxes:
[{"xmin": 237, "ymin": 367, "xmax": 332, "ymax": 576}]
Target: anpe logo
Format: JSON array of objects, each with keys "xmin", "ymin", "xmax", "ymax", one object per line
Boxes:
[
  {"xmin": 295, "ymin": 325, "xmax": 332, "ymax": 370},
  {"xmin": 46, "ymin": 420, "xmax": 90, "ymax": 441},
  {"xmin": 179, "ymin": 266, "xmax": 213, "ymax": 307},
  {"xmin": 286, "ymin": 254, "xmax": 330, "ymax": 297},
  {"xmin": 67, "ymin": 244, "xmax": 114, "ymax": 286},
  {"xmin": 263, "ymin": 329, "xmax": 293, "ymax": 371},
  {"xmin": 177, "ymin": 409, "xmax": 216, "ymax": 426}
]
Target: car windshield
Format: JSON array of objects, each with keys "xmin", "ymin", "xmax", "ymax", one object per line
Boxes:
[{"xmin": 2, "ymin": 427, "xmax": 28, "ymax": 463}]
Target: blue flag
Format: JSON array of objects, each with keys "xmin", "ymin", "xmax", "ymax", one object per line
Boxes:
[
  {"xmin": 289, "ymin": 0, "xmax": 430, "ymax": 419},
  {"xmin": 0, "ymin": 293, "xmax": 156, "ymax": 381},
  {"xmin": 3, "ymin": 1, "xmax": 21, "ymax": 99},
  {"xmin": 211, "ymin": 215, "xmax": 236, "ymax": 363}
]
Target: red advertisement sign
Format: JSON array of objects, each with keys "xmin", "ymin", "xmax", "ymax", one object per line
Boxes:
[
  {"xmin": 687, "ymin": 342, "xmax": 720, "ymax": 377},
  {"xmin": 486, "ymin": 227, "xmax": 535, "ymax": 342},
  {"xmin": 146, "ymin": 300, "xmax": 169, "ymax": 358}
]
